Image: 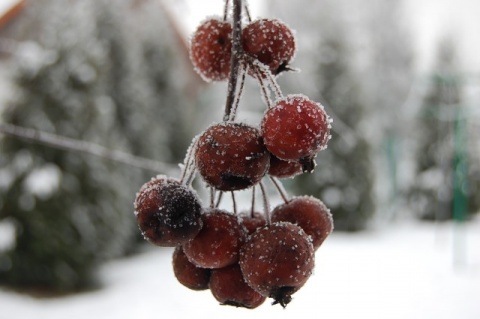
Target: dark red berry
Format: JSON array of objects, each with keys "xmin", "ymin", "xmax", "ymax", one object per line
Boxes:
[
  {"xmin": 134, "ymin": 176, "xmax": 203, "ymax": 246},
  {"xmin": 183, "ymin": 209, "xmax": 246, "ymax": 269},
  {"xmin": 209, "ymin": 263, "xmax": 266, "ymax": 309},
  {"xmin": 172, "ymin": 246, "xmax": 210, "ymax": 291},
  {"xmin": 190, "ymin": 17, "xmax": 232, "ymax": 82},
  {"xmin": 242, "ymin": 18, "xmax": 296, "ymax": 76},
  {"xmin": 195, "ymin": 122, "xmax": 270, "ymax": 191},
  {"xmin": 238, "ymin": 211, "xmax": 267, "ymax": 235},
  {"xmin": 261, "ymin": 94, "xmax": 331, "ymax": 162},
  {"xmin": 239, "ymin": 222, "xmax": 314, "ymax": 307},
  {"xmin": 271, "ymin": 196, "xmax": 333, "ymax": 250},
  {"xmin": 268, "ymin": 155, "xmax": 303, "ymax": 178}
]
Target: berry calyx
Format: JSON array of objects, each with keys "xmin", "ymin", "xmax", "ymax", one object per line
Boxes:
[
  {"xmin": 183, "ymin": 209, "xmax": 247, "ymax": 269},
  {"xmin": 242, "ymin": 18, "xmax": 296, "ymax": 76},
  {"xmin": 271, "ymin": 196, "xmax": 333, "ymax": 250},
  {"xmin": 134, "ymin": 176, "xmax": 203, "ymax": 247},
  {"xmin": 190, "ymin": 17, "xmax": 233, "ymax": 82},
  {"xmin": 209, "ymin": 263, "xmax": 266, "ymax": 309},
  {"xmin": 172, "ymin": 246, "xmax": 210, "ymax": 291},
  {"xmin": 195, "ymin": 122, "xmax": 270, "ymax": 191},
  {"xmin": 261, "ymin": 94, "xmax": 331, "ymax": 162},
  {"xmin": 239, "ymin": 222, "xmax": 315, "ymax": 307}
]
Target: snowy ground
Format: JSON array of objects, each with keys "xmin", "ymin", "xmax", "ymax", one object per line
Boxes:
[{"xmin": 1, "ymin": 218, "xmax": 479, "ymax": 319}]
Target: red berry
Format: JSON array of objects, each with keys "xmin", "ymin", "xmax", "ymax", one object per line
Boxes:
[
  {"xmin": 209, "ymin": 263, "xmax": 266, "ymax": 309},
  {"xmin": 242, "ymin": 18, "xmax": 296, "ymax": 76},
  {"xmin": 195, "ymin": 122, "xmax": 270, "ymax": 191},
  {"xmin": 261, "ymin": 94, "xmax": 331, "ymax": 162},
  {"xmin": 172, "ymin": 246, "xmax": 210, "ymax": 291},
  {"xmin": 134, "ymin": 176, "xmax": 203, "ymax": 246},
  {"xmin": 271, "ymin": 196, "xmax": 333, "ymax": 250},
  {"xmin": 238, "ymin": 211, "xmax": 267, "ymax": 235},
  {"xmin": 183, "ymin": 209, "xmax": 246, "ymax": 269},
  {"xmin": 268, "ymin": 155, "xmax": 303, "ymax": 179},
  {"xmin": 190, "ymin": 17, "xmax": 232, "ymax": 82},
  {"xmin": 239, "ymin": 222, "xmax": 315, "ymax": 307}
]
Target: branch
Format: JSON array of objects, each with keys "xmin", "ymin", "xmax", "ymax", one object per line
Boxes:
[
  {"xmin": 223, "ymin": 0, "xmax": 243, "ymax": 121},
  {"xmin": 0, "ymin": 122, "xmax": 178, "ymax": 174}
]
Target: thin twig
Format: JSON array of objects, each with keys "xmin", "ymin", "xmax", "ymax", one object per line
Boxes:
[
  {"xmin": 244, "ymin": 0, "xmax": 252, "ymax": 22},
  {"xmin": 223, "ymin": 0, "xmax": 243, "ymax": 121},
  {"xmin": 0, "ymin": 122, "xmax": 176, "ymax": 173}
]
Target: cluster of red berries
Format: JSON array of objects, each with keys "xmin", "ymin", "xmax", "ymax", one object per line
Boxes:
[{"xmin": 134, "ymin": 1, "xmax": 333, "ymax": 309}]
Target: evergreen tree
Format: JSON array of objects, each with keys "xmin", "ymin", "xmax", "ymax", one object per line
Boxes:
[
  {"xmin": 409, "ymin": 38, "xmax": 479, "ymax": 220},
  {"xmin": 0, "ymin": 0, "xmax": 191, "ymax": 291}
]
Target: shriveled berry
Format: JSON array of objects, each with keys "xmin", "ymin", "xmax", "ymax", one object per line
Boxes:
[
  {"xmin": 183, "ymin": 209, "xmax": 246, "ymax": 269},
  {"xmin": 190, "ymin": 17, "xmax": 232, "ymax": 82},
  {"xmin": 195, "ymin": 122, "xmax": 270, "ymax": 191},
  {"xmin": 261, "ymin": 94, "xmax": 331, "ymax": 162},
  {"xmin": 134, "ymin": 176, "xmax": 202, "ymax": 246},
  {"xmin": 210, "ymin": 263, "xmax": 266, "ymax": 309},
  {"xmin": 242, "ymin": 18, "xmax": 296, "ymax": 76},
  {"xmin": 172, "ymin": 246, "xmax": 210, "ymax": 291},
  {"xmin": 271, "ymin": 196, "xmax": 333, "ymax": 250},
  {"xmin": 268, "ymin": 155, "xmax": 303, "ymax": 179},
  {"xmin": 238, "ymin": 211, "xmax": 267, "ymax": 235},
  {"xmin": 239, "ymin": 222, "xmax": 314, "ymax": 307}
]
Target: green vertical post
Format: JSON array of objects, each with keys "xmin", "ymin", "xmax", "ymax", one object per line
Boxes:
[{"xmin": 452, "ymin": 104, "xmax": 468, "ymax": 267}]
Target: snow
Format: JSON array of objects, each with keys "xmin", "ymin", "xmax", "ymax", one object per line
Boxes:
[{"xmin": 1, "ymin": 218, "xmax": 479, "ymax": 319}]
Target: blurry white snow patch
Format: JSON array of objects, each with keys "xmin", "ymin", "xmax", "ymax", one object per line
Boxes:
[
  {"xmin": 23, "ymin": 164, "xmax": 62, "ymax": 199},
  {"xmin": 0, "ymin": 218, "xmax": 16, "ymax": 252}
]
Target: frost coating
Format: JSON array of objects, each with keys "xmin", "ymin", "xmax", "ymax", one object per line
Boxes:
[
  {"xmin": 183, "ymin": 209, "xmax": 246, "ymax": 269},
  {"xmin": 261, "ymin": 94, "xmax": 331, "ymax": 161},
  {"xmin": 242, "ymin": 18, "xmax": 296, "ymax": 76},
  {"xmin": 134, "ymin": 177, "xmax": 203, "ymax": 247},
  {"xmin": 189, "ymin": 16, "xmax": 233, "ymax": 82},
  {"xmin": 239, "ymin": 222, "xmax": 314, "ymax": 307},
  {"xmin": 195, "ymin": 122, "xmax": 270, "ymax": 191}
]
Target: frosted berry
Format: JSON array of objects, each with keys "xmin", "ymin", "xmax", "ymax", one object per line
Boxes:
[
  {"xmin": 190, "ymin": 17, "xmax": 232, "ymax": 82},
  {"xmin": 268, "ymin": 155, "xmax": 303, "ymax": 179},
  {"xmin": 238, "ymin": 211, "xmax": 267, "ymax": 235},
  {"xmin": 172, "ymin": 246, "xmax": 210, "ymax": 291},
  {"xmin": 261, "ymin": 94, "xmax": 330, "ymax": 164},
  {"xmin": 134, "ymin": 176, "xmax": 203, "ymax": 246},
  {"xmin": 242, "ymin": 18, "xmax": 296, "ymax": 76},
  {"xmin": 183, "ymin": 209, "xmax": 246, "ymax": 269},
  {"xmin": 271, "ymin": 196, "xmax": 333, "ymax": 250},
  {"xmin": 195, "ymin": 122, "xmax": 270, "ymax": 191},
  {"xmin": 209, "ymin": 263, "xmax": 266, "ymax": 309},
  {"xmin": 239, "ymin": 222, "xmax": 314, "ymax": 307}
]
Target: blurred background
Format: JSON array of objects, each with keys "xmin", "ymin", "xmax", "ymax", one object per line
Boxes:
[{"xmin": 0, "ymin": 0, "xmax": 479, "ymax": 318}]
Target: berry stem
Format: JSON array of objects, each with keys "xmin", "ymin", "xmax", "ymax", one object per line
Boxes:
[
  {"xmin": 210, "ymin": 187, "xmax": 216, "ymax": 208},
  {"xmin": 266, "ymin": 70, "xmax": 283, "ymax": 100},
  {"xmin": 228, "ymin": 65, "xmax": 247, "ymax": 122},
  {"xmin": 269, "ymin": 176, "xmax": 289, "ymax": 204},
  {"xmin": 231, "ymin": 191, "xmax": 238, "ymax": 215},
  {"xmin": 259, "ymin": 181, "xmax": 271, "ymax": 225},
  {"xmin": 223, "ymin": 0, "xmax": 243, "ymax": 122},
  {"xmin": 244, "ymin": 1, "xmax": 252, "ymax": 22},
  {"xmin": 223, "ymin": 0, "xmax": 230, "ymax": 21},
  {"xmin": 250, "ymin": 185, "xmax": 256, "ymax": 217},
  {"xmin": 256, "ymin": 69, "xmax": 273, "ymax": 109},
  {"xmin": 215, "ymin": 191, "xmax": 224, "ymax": 208}
]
